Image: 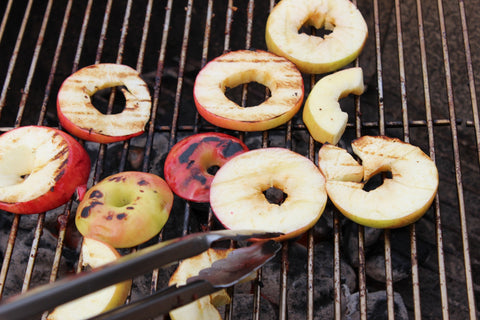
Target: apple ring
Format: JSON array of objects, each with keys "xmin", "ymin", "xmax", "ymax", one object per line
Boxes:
[
  {"xmin": 193, "ymin": 50, "xmax": 304, "ymax": 132},
  {"xmin": 0, "ymin": 126, "xmax": 91, "ymax": 214},
  {"xmin": 265, "ymin": 0, "xmax": 368, "ymax": 74},
  {"xmin": 75, "ymin": 171, "xmax": 173, "ymax": 248},
  {"xmin": 318, "ymin": 136, "xmax": 439, "ymax": 228},
  {"xmin": 164, "ymin": 132, "xmax": 249, "ymax": 203},
  {"xmin": 57, "ymin": 63, "xmax": 152, "ymax": 143},
  {"xmin": 210, "ymin": 148, "xmax": 327, "ymax": 241}
]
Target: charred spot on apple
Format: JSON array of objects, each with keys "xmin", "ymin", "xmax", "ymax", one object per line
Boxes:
[
  {"xmin": 80, "ymin": 200, "xmax": 103, "ymax": 218},
  {"xmin": 90, "ymin": 190, "xmax": 103, "ymax": 198}
]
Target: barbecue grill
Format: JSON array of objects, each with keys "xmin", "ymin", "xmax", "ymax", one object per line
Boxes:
[{"xmin": 0, "ymin": 0, "xmax": 479, "ymax": 319}]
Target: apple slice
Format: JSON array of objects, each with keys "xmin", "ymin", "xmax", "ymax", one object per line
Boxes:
[
  {"xmin": 75, "ymin": 171, "xmax": 173, "ymax": 248},
  {"xmin": 193, "ymin": 50, "xmax": 304, "ymax": 132},
  {"xmin": 265, "ymin": 0, "xmax": 368, "ymax": 74},
  {"xmin": 169, "ymin": 248, "xmax": 234, "ymax": 320},
  {"xmin": 210, "ymin": 148, "xmax": 327, "ymax": 241},
  {"xmin": 0, "ymin": 126, "xmax": 90, "ymax": 214},
  {"xmin": 47, "ymin": 237, "xmax": 131, "ymax": 320},
  {"xmin": 303, "ymin": 67, "xmax": 365, "ymax": 145},
  {"xmin": 57, "ymin": 63, "xmax": 152, "ymax": 144},
  {"xmin": 318, "ymin": 136, "xmax": 439, "ymax": 228}
]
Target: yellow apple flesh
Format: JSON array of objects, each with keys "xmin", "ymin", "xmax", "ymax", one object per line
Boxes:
[
  {"xmin": 265, "ymin": 0, "xmax": 368, "ymax": 74},
  {"xmin": 169, "ymin": 248, "xmax": 234, "ymax": 320},
  {"xmin": 47, "ymin": 238, "xmax": 131, "ymax": 320},
  {"xmin": 303, "ymin": 67, "xmax": 364, "ymax": 145},
  {"xmin": 318, "ymin": 136, "xmax": 439, "ymax": 228}
]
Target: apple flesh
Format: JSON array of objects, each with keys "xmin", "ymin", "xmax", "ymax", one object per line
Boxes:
[
  {"xmin": 210, "ymin": 148, "xmax": 327, "ymax": 241},
  {"xmin": 164, "ymin": 132, "xmax": 249, "ymax": 203},
  {"xmin": 57, "ymin": 63, "xmax": 152, "ymax": 144},
  {"xmin": 0, "ymin": 126, "xmax": 90, "ymax": 214},
  {"xmin": 193, "ymin": 50, "xmax": 304, "ymax": 132},
  {"xmin": 303, "ymin": 67, "xmax": 364, "ymax": 145},
  {"xmin": 75, "ymin": 171, "xmax": 173, "ymax": 248},
  {"xmin": 169, "ymin": 248, "xmax": 234, "ymax": 320},
  {"xmin": 47, "ymin": 237, "xmax": 131, "ymax": 320},
  {"xmin": 318, "ymin": 136, "xmax": 439, "ymax": 228},
  {"xmin": 265, "ymin": 0, "xmax": 368, "ymax": 74}
]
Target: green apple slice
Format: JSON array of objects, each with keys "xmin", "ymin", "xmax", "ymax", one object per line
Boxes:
[
  {"xmin": 303, "ymin": 67, "xmax": 364, "ymax": 145},
  {"xmin": 318, "ymin": 136, "xmax": 439, "ymax": 229}
]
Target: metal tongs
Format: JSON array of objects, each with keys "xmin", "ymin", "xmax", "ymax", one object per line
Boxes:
[{"xmin": 0, "ymin": 230, "xmax": 282, "ymax": 320}]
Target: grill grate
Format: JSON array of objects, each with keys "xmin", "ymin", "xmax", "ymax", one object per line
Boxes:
[{"xmin": 0, "ymin": 0, "xmax": 479, "ymax": 319}]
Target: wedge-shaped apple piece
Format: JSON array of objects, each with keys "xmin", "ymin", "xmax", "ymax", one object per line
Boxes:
[
  {"xmin": 319, "ymin": 136, "xmax": 438, "ymax": 228},
  {"xmin": 169, "ymin": 248, "xmax": 234, "ymax": 320},
  {"xmin": 47, "ymin": 238, "xmax": 131, "ymax": 320},
  {"xmin": 266, "ymin": 0, "xmax": 368, "ymax": 74},
  {"xmin": 303, "ymin": 67, "xmax": 364, "ymax": 145},
  {"xmin": 210, "ymin": 148, "xmax": 327, "ymax": 240}
]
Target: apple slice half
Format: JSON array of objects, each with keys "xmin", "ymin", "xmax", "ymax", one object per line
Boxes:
[
  {"xmin": 318, "ymin": 136, "xmax": 439, "ymax": 228},
  {"xmin": 0, "ymin": 126, "xmax": 91, "ymax": 214},
  {"xmin": 169, "ymin": 248, "xmax": 234, "ymax": 320},
  {"xmin": 57, "ymin": 63, "xmax": 152, "ymax": 143},
  {"xmin": 303, "ymin": 67, "xmax": 364, "ymax": 145},
  {"xmin": 47, "ymin": 238, "xmax": 132, "ymax": 320},
  {"xmin": 210, "ymin": 148, "xmax": 327, "ymax": 240},
  {"xmin": 266, "ymin": 0, "xmax": 368, "ymax": 74}
]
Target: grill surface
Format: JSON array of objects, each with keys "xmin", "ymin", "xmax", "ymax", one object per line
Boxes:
[{"xmin": 0, "ymin": 0, "xmax": 480, "ymax": 319}]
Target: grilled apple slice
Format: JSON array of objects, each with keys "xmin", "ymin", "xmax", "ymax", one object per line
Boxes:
[
  {"xmin": 318, "ymin": 136, "xmax": 439, "ymax": 228},
  {"xmin": 169, "ymin": 248, "xmax": 234, "ymax": 320},
  {"xmin": 210, "ymin": 148, "xmax": 327, "ymax": 240},
  {"xmin": 0, "ymin": 126, "xmax": 90, "ymax": 214},
  {"xmin": 57, "ymin": 63, "xmax": 152, "ymax": 143},
  {"xmin": 47, "ymin": 238, "xmax": 131, "ymax": 320},
  {"xmin": 193, "ymin": 50, "xmax": 304, "ymax": 132},
  {"xmin": 265, "ymin": 0, "xmax": 368, "ymax": 74},
  {"xmin": 303, "ymin": 67, "xmax": 364, "ymax": 145}
]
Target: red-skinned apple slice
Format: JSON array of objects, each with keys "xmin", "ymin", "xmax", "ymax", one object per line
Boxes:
[
  {"xmin": 303, "ymin": 67, "xmax": 365, "ymax": 145},
  {"xmin": 193, "ymin": 50, "xmax": 304, "ymax": 132},
  {"xmin": 47, "ymin": 237, "xmax": 132, "ymax": 320},
  {"xmin": 210, "ymin": 148, "xmax": 327, "ymax": 241},
  {"xmin": 57, "ymin": 63, "xmax": 152, "ymax": 144},
  {"xmin": 169, "ymin": 248, "xmax": 234, "ymax": 320},
  {"xmin": 318, "ymin": 136, "xmax": 439, "ymax": 228},
  {"xmin": 75, "ymin": 171, "xmax": 173, "ymax": 248},
  {"xmin": 265, "ymin": 0, "xmax": 368, "ymax": 74},
  {"xmin": 164, "ymin": 132, "xmax": 249, "ymax": 202},
  {"xmin": 0, "ymin": 126, "xmax": 91, "ymax": 214}
]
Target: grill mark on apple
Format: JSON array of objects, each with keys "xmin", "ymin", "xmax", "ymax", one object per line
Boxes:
[
  {"xmin": 126, "ymin": 206, "xmax": 134, "ymax": 210},
  {"xmin": 89, "ymin": 190, "xmax": 103, "ymax": 198},
  {"xmin": 219, "ymin": 141, "xmax": 244, "ymax": 158},
  {"xmin": 116, "ymin": 213, "xmax": 127, "ymax": 220},
  {"xmin": 178, "ymin": 143, "xmax": 199, "ymax": 164},
  {"xmin": 80, "ymin": 200, "xmax": 103, "ymax": 218},
  {"xmin": 109, "ymin": 175, "xmax": 125, "ymax": 182},
  {"xmin": 137, "ymin": 179, "xmax": 149, "ymax": 186}
]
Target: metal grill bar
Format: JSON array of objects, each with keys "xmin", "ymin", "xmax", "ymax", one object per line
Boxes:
[{"xmin": 0, "ymin": 0, "xmax": 479, "ymax": 319}]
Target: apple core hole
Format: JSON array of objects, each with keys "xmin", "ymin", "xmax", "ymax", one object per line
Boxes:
[
  {"xmin": 299, "ymin": 22, "xmax": 334, "ymax": 38},
  {"xmin": 263, "ymin": 187, "xmax": 287, "ymax": 206},
  {"xmin": 363, "ymin": 171, "xmax": 393, "ymax": 192},
  {"xmin": 207, "ymin": 165, "xmax": 220, "ymax": 176},
  {"xmin": 225, "ymin": 81, "xmax": 270, "ymax": 108},
  {"xmin": 107, "ymin": 189, "xmax": 135, "ymax": 207},
  {"xmin": 91, "ymin": 86, "xmax": 127, "ymax": 115}
]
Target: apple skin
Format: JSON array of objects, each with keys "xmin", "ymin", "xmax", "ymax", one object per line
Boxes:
[
  {"xmin": 193, "ymin": 50, "xmax": 304, "ymax": 132},
  {"xmin": 164, "ymin": 132, "xmax": 249, "ymax": 203},
  {"xmin": 75, "ymin": 171, "xmax": 173, "ymax": 248},
  {"xmin": 0, "ymin": 126, "xmax": 91, "ymax": 214},
  {"xmin": 303, "ymin": 67, "xmax": 364, "ymax": 145},
  {"xmin": 265, "ymin": 0, "xmax": 368, "ymax": 74},
  {"xmin": 47, "ymin": 237, "xmax": 131, "ymax": 320}
]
